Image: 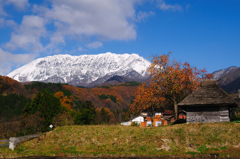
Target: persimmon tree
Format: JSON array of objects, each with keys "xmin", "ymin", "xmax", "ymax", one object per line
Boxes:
[{"xmin": 130, "ymin": 53, "xmax": 212, "ymax": 119}]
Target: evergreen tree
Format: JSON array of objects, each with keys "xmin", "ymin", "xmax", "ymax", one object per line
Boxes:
[
  {"xmin": 22, "ymin": 103, "xmax": 31, "ymax": 116},
  {"xmin": 21, "ymin": 90, "xmax": 62, "ymax": 133},
  {"xmin": 100, "ymin": 108, "xmax": 107, "ymax": 123},
  {"xmin": 30, "ymin": 92, "xmax": 43, "ymax": 114},
  {"xmin": 74, "ymin": 101, "xmax": 96, "ymax": 125},
  {"xmin": 74, "ymin": 109, "xmax": 91, "ymax": 125},
  {"xmin": 39, "ymin": 91, "xmax": 61, "ymax": 132}
]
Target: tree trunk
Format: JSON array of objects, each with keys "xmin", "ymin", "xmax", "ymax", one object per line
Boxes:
[
  {"xmin": 151, "ymin": 105, "xmax": 154, "ymax": 127},
  {"xmin": 151, "ymin": 116, "xmax": 154, "ymax": 127},
  {"xmin": 174, "ymin": 100, "xmax": 178, "ymax": 121}
]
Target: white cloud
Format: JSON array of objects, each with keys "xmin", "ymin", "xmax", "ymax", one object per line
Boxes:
[
  {"xmin": 34, "ymin": 0, "xmax": 137, "ymax": 47},
  {"xmin": 157, "ymin": 0, "xmax": 183, "ymax": 11},
  {"xmin": 86, "ymin": 41, "xmax": 103, "ymax": 49},
  {"xmin": 0, "ymin": 18, "xmax": 3, "ymax": 27},
  {"xmin": 137, "ymin": 11, "xmax": 155, "ymax": 21},
  {"xmin": 0, "ymin": 48, "xmax": 36, "ymax": 75},
  {"xmin": 0, "ymin": 2, "xmax": 7, "ymax": 16},
  {"xmin": 50, "ymin": 33, "xmax": 65, "ymax": 45},
  {"xmin": 4, "ymin": 0, "xmax": 153, "ymax": 53},
  {"xmin": 5, "ymin": 15, "xmax": 47, "ymax": 52},
  {"xmin": 4, "ymin": 0, "xmax": 30, "ymax": 10},
  {"xmin": 0, "ymin": 18, "xmax": 17, "ymax": 28},
  {"xmin": 5, "ymin": 19, "xmax": 17, "ymax": 27}
]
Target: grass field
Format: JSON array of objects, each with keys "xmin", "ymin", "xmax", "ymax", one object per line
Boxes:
[{"xmin": 0, "ymin": 122, "xmax": 240, "ymax": 158}]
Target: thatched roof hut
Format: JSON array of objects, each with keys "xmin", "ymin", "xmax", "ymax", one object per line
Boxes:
[{"xmin": 178, "ymin": 79, "xmax": 237, "ymax": 123}]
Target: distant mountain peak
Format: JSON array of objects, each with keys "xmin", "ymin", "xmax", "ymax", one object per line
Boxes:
[
  {"xmin": 7, "ymin": 52, "xmax": 151, "ymax": 87},
  {"xmin": 212, "ymin": 66, "xmax": 237, "ymax": 79}
]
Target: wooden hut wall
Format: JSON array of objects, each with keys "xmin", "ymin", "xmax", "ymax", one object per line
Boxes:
[
  {"xmin": 186, "ymin": 106, "xmax": 230, "ymax": 123},
  {"xmin": 219, "ymin": 106, "xmax": 230, "ymax": 122}
]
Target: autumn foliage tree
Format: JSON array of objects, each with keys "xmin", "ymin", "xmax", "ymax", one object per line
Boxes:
[
  {"xmin": 95, "ymin": 107, "xmax": 114, "ymax": 124},
  {"xmin": 54, "ymin": 91, "xmax": 74, "ymax": 111},
  {"xmin": 130, "ymin": 53, "xmax": 212, "ymax": 119}
]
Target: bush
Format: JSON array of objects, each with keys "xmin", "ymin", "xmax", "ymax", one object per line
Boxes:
[
  {"xmin": 0, "ymin": 120, "xmax": 20, "ymax": 138},
  {"xmin": 230, "ymin": 108, "xmax": 240, "ymax": 121},
  {"xmin": 131, "ymin": 122, "xmax": 140, "ymax": 126},
  {"xmin": 233, "ymin": 120, "xmax": 240, "ymax": 123},
  {"xmin": 74, "ymin": 109, "xmax": 92, "ymax": 125},
  {"xmin": 53, "ymin": 112, "xmax": 74, "ymax": 127}
]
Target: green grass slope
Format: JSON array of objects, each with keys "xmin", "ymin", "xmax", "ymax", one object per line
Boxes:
[{"xmin": 1, "ymin": 122, "xmax": 240, "ymax": 158}]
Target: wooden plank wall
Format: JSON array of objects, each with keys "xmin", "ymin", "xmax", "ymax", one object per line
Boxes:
[
  {"xmin": 186, "ymin": 106, "xmax": 229, "ymax": 123},
  {"xmin": 220, "ymin": 106, "xmax": 230, "ymax": 122}
]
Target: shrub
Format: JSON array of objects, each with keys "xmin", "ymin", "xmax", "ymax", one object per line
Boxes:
[
  {"xmin": 233, "ymin": 120, "xmax": 240, "ymax": 123},
  {"xmin": 131, "ymin": 122, "xmax": 140, "ymax": 126}
]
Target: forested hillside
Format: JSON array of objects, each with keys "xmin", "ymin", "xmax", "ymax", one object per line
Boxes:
[
  {"xmin": 0, "ymin": 76, "xmax": 138, "ymax": 138},
  {"xmin": 0, "ymin": 76, "xmax": 33, "ymax": 121}
]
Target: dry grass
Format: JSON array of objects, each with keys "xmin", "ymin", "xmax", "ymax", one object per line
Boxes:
[{"xmin": 1, "ymin": 122, "xmax": 240, "ymax": 158}]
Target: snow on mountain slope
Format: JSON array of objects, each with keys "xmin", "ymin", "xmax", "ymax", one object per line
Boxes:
[
  {"xmin": 7, "ymin": 52, "xmax": 151, "ymax": 87},
  {"xmin": 212, "ymin": 66, "xmax": 237, "ymax": 79}
]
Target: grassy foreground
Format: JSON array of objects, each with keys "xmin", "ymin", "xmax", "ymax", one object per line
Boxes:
[{"xmin": 1, "ymin": 122, "xmax": 240, "ymax": 158}]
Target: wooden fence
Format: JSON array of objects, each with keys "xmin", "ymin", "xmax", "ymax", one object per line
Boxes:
[
  {"xmin": 0, "ymin": 134, "xmax": 40, "ymax": 150},
  {"xmin": 9, "ymin": 134, "xmax": 40, "ymax": 150},
  {"xmin": 0, "ymin": 139, "xmax": 9, "ymax": 147}
]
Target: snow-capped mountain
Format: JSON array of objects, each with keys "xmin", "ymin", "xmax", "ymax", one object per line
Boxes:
[
  {"xmin": 212, "ymin": 66, "xmax": 237, "ymax": 79},
  {"xmin": 7, "ymin": 52, "xmax": 151, "ymax": 87}
]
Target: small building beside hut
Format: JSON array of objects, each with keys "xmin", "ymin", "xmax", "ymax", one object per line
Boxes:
[
  {"xmin": 140, "ymin": 113, "xmax": 162, "ymax": 127},
  {"xmin": 178, "ymin": 79, "xmax": 237, "ymax": 123},
  {"xmin": 121, "ymin": 112, "xmax": 164, "ymax": 127},
  {"xmin": 120, "ymin": 115, "xmax": 144, "ymax": 126}
]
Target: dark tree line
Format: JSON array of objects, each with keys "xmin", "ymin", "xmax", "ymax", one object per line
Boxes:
[{"xmin": 0, "ymin": 94, "xmax": 31, "ymax": 121}]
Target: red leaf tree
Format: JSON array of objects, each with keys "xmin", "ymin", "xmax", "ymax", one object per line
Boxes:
[{"xmin": 130, "ymin": 53, "xmax": 212, "ymax": 119}]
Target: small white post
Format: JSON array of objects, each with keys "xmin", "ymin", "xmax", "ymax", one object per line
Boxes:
[
  {"xmin": 9, "ymin": 137, "xmax": 19, "ymax": 150},
  {"xmin": 49, "ymin": 124, "xmax": 53, "ymax": 131}
]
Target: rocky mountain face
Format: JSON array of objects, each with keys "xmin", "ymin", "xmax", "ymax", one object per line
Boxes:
[
  {"xmin": 212, "ymin": 66, "xmax": 237, "ymax": 79},
  {"xmin": 210, "ymin": 66, "xmax": 240, "ymax": 93},
  {"xmin": 216, "ymin": 67, "xmax": 240, "ymax": 93},
  {"xmin": 7, "ymin": 52, "xmax": 151, "ymax": 87},
  {"xmin": 96, "ymin": 75, "xmax": 138, "ymax": 87}
]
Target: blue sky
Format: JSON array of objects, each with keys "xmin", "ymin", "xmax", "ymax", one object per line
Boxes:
[{"xmin": 0, "ymin": 0, "xmax": 240, "ymax": 75}]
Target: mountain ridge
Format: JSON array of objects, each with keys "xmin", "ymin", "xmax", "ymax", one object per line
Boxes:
[
  {"xmin": 7, "ymin": 52, "xmax": 151, "ymax": 87},
  {"xmin": 212, "ymin": 66, "xmax": 237, "ymax": 79}
]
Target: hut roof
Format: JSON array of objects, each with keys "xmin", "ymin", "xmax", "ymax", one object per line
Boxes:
[{"xmin": 178, "ymin": 79, "xmax": 237, "ymax": 107}]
